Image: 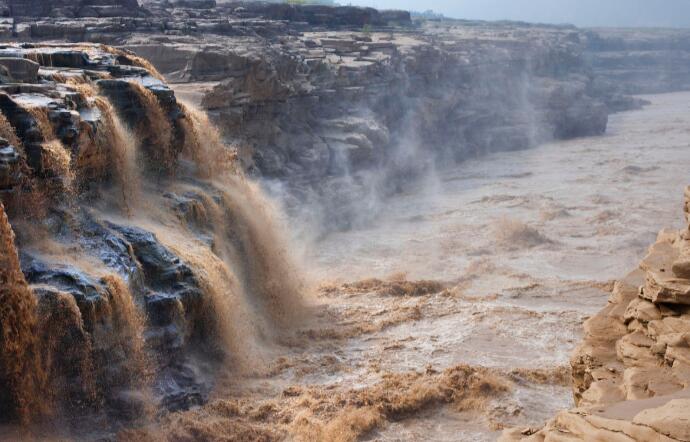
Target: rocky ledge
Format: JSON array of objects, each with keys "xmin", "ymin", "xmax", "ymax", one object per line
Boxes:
[{"xmin": 502, "ymin": 188, "xmax": 690, "ymax": 441}]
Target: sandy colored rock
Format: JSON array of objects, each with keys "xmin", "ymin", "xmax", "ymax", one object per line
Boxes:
[
  {"xmin": 505, "ymin": 187, "xmax": 690, "ymax": 440},
  {"xmin": 633, "ymin": 398, "xmax": 690, "ymax": 441}
]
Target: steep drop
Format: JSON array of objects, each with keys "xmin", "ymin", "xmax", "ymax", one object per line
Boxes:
[
  {"xmin": 0, "ymin": 44, "xmax": 306, "ymax": 437},
  {"xmin": 0, "ymin": 202, "xmax": 45, "ymax": 424}
]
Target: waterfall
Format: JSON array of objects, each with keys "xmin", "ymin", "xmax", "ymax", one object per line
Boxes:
[
  {"xmin": 0, "ymin": 202, "xmax": 46, "ymax": 424},
  {"xmin": 128, "ymin": 82, "xmax": 175, "ymax": 175},
  {"xmin": 0, "ymin": 45, "xmax": 307, "ymax": 433},
  {"xmin": 93, "ymin": 97, "xmax": 141, "ymax": 211}
]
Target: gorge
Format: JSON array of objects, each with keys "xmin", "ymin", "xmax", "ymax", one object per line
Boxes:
[{"xmin": 0, "ymin": 1, "xmax": 689, "ymax": 441}]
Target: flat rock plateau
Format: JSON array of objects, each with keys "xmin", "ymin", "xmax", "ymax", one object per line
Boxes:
[{"xmin": 0, "ymin": 1, "xmax": 689, "ymax": 441}]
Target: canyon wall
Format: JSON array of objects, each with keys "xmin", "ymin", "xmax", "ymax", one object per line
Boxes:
[
  {"xmin": 3, "ymin": 3, "xmax": 690, "ymax": 231},
  {"xmin": 586, "ymin": 28, "xmax": 690, "ymax": 95}
]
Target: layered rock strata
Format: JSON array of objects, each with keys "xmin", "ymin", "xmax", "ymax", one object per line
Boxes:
[
  {"xmin": 586, "ymin": 28, "xmax": 690, "ymax": 96},
  {"xmin": 5, "ymin": 2, "xmax": 689, "ymax": 230},
  {"xmin": 502, "ymin": 188, "xmax": 690, "ymax": 441}
]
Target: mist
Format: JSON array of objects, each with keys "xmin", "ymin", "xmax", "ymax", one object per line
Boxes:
[{"xmin": 347, "ymin": 0, "xmax": 690, "ymax": 28}]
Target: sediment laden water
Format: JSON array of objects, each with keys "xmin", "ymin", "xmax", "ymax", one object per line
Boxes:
[
  {"xmin": 128, "ymin": 82, "xmax": 175, "ymax": 175},
  {"xmin": 0, "ymin": 68, "xmax": 306, "ymax": 436},
  {"xmin": 0, "ymin": 202, "xmax": 45, "ymax": 425},
  {"xmin": 93, "ymin": 97, "xmax": 140, "ymax": 210},
  {"xmin": 104, "ymin": 91, "xmax": 690, "ymax": 442}
]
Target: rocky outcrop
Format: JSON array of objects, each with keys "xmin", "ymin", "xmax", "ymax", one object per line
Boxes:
[
  {"xmin": 5, "ymin": 0, "xmax": 143, "ymax": 18},
  {"xmin": 502, "ymin": 188, "xmax": 690, "ymax": 441}
]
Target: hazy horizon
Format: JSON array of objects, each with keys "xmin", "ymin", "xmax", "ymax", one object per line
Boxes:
[{"xmin": 346, "ymin": 0, "xmax": 690, "ymax": 28}]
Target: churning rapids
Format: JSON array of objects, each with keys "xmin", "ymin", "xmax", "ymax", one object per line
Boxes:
[
  {"xmin": 3, "ymin": 62, "xmax": 690, "ymax": 440},
  {"xmin": 271, "ymin": 91, "xmax": 690, "ymax": 441},
  {"xmin": 95, "ymin": 91, "xmax": 689, "ymax": 442}
]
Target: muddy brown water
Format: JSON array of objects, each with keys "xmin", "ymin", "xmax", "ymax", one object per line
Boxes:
[{"xmin": 280, "ymin": 92, "xmax": 690, "ymax": 440}]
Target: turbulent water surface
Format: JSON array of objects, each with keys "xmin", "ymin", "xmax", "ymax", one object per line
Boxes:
[
  {"xmin": 8, "ymin": 90, "xmax": 688, "ymax": 441},
  {"xmin": 269, "ymin": 92, "xmax": 690, "ymax": 440}
]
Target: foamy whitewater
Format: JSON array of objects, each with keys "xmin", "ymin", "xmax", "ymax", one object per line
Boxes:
[
  {"xmin": 105, "ymin": 92, "xmax": 690, "ymax": 442},
  {"xmin": 191, "ymin": 91, "xmax": 689, "ymax": 441}
]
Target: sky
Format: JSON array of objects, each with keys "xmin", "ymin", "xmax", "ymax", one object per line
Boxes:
[{"xmin": 346, "ymin": 0, "xmax": 690, "ymax": 28}]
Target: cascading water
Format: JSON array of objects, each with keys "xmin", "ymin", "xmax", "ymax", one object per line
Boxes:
[
  {"xmin": 0, "ymin": 44, "xmax": 306, "ymax": 438},
  {"xmin": 93, "ymin": 97, "xmax": 140, "ymax": 210},
  {"xmin": 0, "ymin": 112, "xmax": 22, "ymax": 148},
  {"xmin": 0, "ymin": 202, "xmax": 45, "ymax": 425},
  {"xmin": 178, "ymin": 102, "xmax": 306, "ymax": 331},
  {"xmin": 127, "ymin": 82, "xmax": 175, "ymax": 175}
]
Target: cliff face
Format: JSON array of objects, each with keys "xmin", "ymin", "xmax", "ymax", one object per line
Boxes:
[
  {"xmin": 502, "ymin": 189, "xmax": 690, "ymax": 441},
  {"xmin": 585, "ymin": 28, "xmax": 690, "ymax": 109},
  {"xmin": 190, "ymin": 24, "xmax": 607, "ymax": 171},
  {"xmin": 5, "ymin": 3, "xmax": 684, "ymax": 231},
  {"xmin": 175, "ymin": 23, "xmax": 608, "ymax": 228}
]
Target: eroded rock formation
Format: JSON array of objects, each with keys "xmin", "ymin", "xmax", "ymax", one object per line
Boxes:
[{"xmin": 502, "ymin": 188, "xmax": 690, "ymax": 441}]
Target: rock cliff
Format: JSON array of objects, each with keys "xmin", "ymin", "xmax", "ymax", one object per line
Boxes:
[
  {"xmin": 502, "ymin": 188, "xmax": 690, "ymax": 441},
  {"xmin": 182, "ymin": 22, "xmax": 608, "ymax": 228},
  {"xmin": 586, "ymin": 28, "xmax": 690, "ymax": 95},
  {"xmin": 5, "ymin": 3, "xmax": 688, "ymax": 230}
]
